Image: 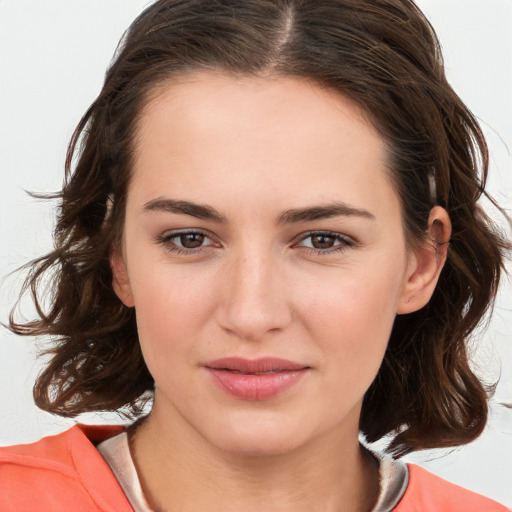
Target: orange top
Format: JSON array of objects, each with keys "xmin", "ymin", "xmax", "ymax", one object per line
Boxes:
[{"xmin": 0, "ymin": 425, "xmax": 508, "ymax": 511}]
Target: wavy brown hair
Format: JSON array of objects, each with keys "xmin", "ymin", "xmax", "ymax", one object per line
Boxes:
[{"xmin": 8, "ymin": 0, "xmax": 510, "ymax": 456}]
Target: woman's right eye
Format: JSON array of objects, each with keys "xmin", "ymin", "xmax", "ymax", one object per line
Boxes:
[
  {"xmin": 156, "ymin": 230, "xmax": 218, "ymax": 254},
  {"xmin": 174, "ymin": 232, "xmax": 207, "ymax": 249}
]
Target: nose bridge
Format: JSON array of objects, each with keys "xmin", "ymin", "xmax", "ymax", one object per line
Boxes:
[{"xmin": 218, "ymin": 242, "xmax": 291, "ymax": 340}]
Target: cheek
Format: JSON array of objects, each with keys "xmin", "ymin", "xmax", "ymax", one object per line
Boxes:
[
  {"xmin": 295, "ymin": 263, "xmax": 404, "ymax": 372},
  {"xmin": 128, "ymin": 260, "xmax": 220, "ymax": 360}
]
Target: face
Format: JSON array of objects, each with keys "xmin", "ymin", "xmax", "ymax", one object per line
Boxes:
[{"xmin": 112, "ymin": 72, "xmax": 441, "ymax": 457}]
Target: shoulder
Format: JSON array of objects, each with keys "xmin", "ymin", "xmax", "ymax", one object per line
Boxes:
[
  {"xmin": 0, "ymin": 424, "xmax": 132, "ymax": 512},
  {"xmin": 395, "ymin": 463, "xmax": 509, "ymax": 512}
]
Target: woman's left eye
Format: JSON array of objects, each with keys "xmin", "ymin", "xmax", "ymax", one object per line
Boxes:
[{"xmin": 296, "ymin": 232, "xmax": 353, "ymax": 253}]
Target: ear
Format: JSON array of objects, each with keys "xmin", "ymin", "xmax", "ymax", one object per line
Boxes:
[
  {"xmin": 110, "ymin": 246, "xmax": 135, "ymax": 308},
  {"xmin": 397, "ymin": 206, "xmax": 451, "ymax": 314}
]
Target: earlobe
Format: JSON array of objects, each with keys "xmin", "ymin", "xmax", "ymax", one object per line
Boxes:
[
  {"xmin": 110, "ymin": 247, "xmax": 135, "ymax": 308},
  {"xmin": 397, "ymin": 206, "xmax": 451, "ymax": 314}
]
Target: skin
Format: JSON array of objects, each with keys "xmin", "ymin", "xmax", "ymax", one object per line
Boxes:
[{"xmin": 112, "ymin": 72, "xmax": 451, "ymax": 512}]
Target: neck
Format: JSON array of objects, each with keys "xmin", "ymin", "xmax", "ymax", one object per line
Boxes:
[{"xmin": 130, "ymin": 407, "xmax": 379, "ymax": 512}]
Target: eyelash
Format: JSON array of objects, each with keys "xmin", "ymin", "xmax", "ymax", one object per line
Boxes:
[
  {"xmin": 156, "ymin": 229, "xmax": 218, "ymax": 255},
  {"xmin": 156, "ymin": 230, "xmax": 355, "ymax": 256},
  {"xmin": 295, "ymin": 231, "xmax": 354, "ymax": 255}
]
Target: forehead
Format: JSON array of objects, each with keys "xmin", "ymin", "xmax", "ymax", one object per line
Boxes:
[
  {"xmin": 137, "ymin": 72, "xmax": 381, "ymax": 153},
  {"xmin": 129, "ymin": 72, "xmax": 398, "ymax": 217}
]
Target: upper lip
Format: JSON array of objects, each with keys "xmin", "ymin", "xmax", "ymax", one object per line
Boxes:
[{"xmin": 204, "ymin": 357, "xmax": 309, "ymax": 374}]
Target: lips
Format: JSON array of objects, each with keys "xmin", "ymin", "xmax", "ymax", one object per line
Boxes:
[{"xmin": 204, "ymin": 357, "xmax": 310, "ymax": 401}]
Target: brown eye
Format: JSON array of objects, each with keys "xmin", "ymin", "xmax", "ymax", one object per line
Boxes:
[
  {"xmin": 157, "ymin": 230, "xmax": 218, "ymax": 254},
  {"xmin": 310, "ymin": 234, "xmax": 336, "ymax": 249},
  {"xmin": 297, "ymin": 231, "xmax": 353, "ymax": 254},
  {"xmin": 179, "ymin": 233, "xmax": 205, "ymax": 248}
]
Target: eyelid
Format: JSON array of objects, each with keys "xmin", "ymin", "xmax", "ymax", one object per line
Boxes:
[
  {"xmin": 293, "ymin": 230, "xmax": 356, "ymax": 253},
  {"xmin": 155, "ymin": 228, "xmax": 355, "ymax": 255},
  {"xmin": 156, "ymin": 228, "xmax": 221, "ymax": 253}
]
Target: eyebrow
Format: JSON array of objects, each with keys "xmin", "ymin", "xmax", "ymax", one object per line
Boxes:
[
  {"xmin": 142, "ymin": 198, "xmax": 227, "ymax": 223},
  {"xmin": 142, "ymin": 197, "xmax": 374, "ymax": 224},
  {"xmin": 278, "ymin": 202, "xmax": 375, "ymax": 224}
]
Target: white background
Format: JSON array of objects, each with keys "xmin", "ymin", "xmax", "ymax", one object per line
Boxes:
[{"xmin": 0, "ymin": 0, "xmax": 511, "ymax": 507}]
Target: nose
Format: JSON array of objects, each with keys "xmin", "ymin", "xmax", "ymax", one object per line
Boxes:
[{"xmin": 216, "ymin": 249, "xmax": 292, "ymax": 341}]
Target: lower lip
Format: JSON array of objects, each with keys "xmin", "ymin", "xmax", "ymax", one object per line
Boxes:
[{"xmin": 206, "ymin": 368, "xmax": 308, "ymax": 400}]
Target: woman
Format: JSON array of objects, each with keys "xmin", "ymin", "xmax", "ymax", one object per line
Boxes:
[{"xmin": 1, "ymin": 0, "xmax": 509, "ymax": 510}]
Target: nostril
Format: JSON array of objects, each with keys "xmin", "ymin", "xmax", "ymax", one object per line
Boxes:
[{"xmin": 216, "ymin": 263, "xmax": 292, "ymax": 340}]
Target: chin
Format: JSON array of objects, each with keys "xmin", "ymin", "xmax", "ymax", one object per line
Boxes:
[{"xmin": 204, "ymin": 415, "xmax": 314, "ymax": 458}]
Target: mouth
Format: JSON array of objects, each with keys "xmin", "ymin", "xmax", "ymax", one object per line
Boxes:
[
  {"xmin": 218, "ymin": 369, "xmax": 285, "ymax": 375},
  {"xmin": 203, "ymin": 357, "xmax": 310, "ymax": 400},
  {"xmin": 204, "ymin": 356, "xmax": 308, "ymax": 373}
]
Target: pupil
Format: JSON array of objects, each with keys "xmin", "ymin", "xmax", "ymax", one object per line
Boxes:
[
  {"xmin": 180, "ymin": 233, "xmax": 204, "ymax": 248},
  {"xmin": 312, "ymin": 234, "xmax": 334, "ymax": 249}
]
